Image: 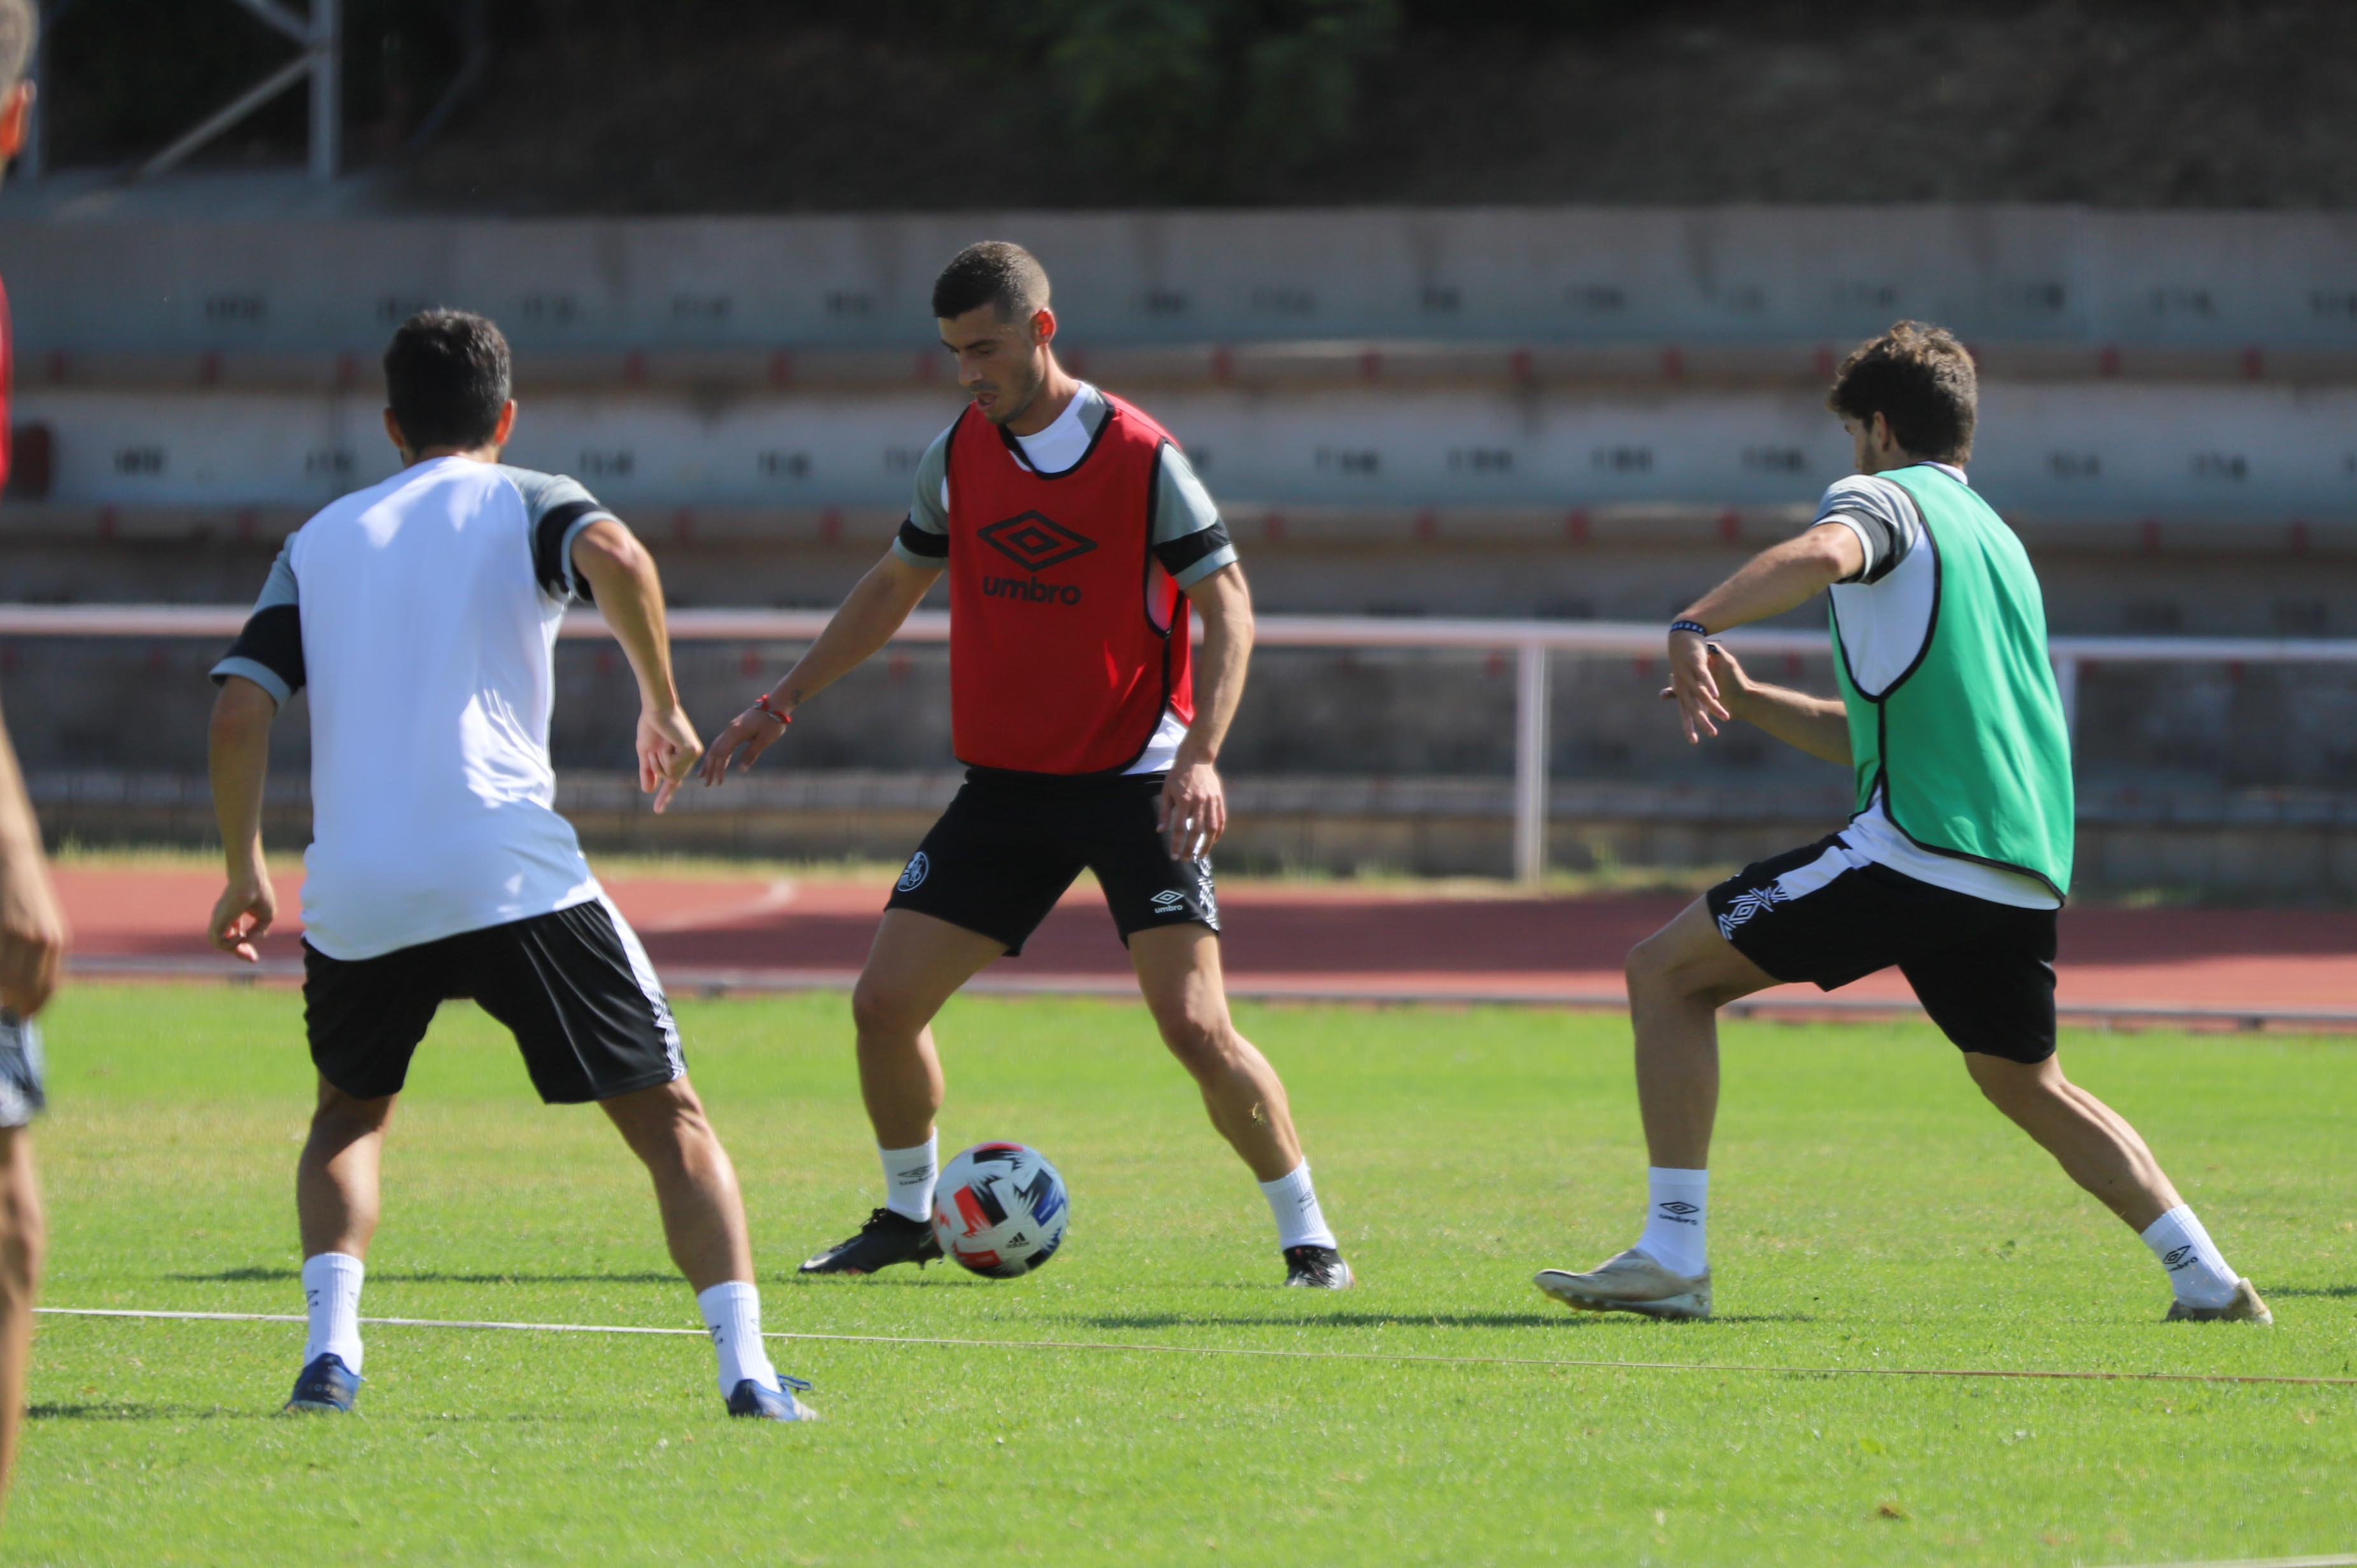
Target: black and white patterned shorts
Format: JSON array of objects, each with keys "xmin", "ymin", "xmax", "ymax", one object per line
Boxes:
[{"xmin": 1705, "ymin": 834, "xmax": 2060, "ymax": 1063}]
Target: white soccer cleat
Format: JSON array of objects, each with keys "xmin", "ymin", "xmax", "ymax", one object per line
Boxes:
[
  {"xmin": 1534, "ymin": 1247, "xmax": 1712, "ymax": 1321},
  {"xmin": 2164, "ymin": 1278, "xmax": 2274, "ymax": 1326}
]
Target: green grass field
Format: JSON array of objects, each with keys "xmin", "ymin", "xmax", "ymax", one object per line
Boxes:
[{"xmin": 11, "ymin": 985, "xmax": 2354, "ymax": 1566}]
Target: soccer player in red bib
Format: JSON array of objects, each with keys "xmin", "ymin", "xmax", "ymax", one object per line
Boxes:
[{"xmin": 701, "ymin": 242, "xmax": 1349, "ymax": 1287}]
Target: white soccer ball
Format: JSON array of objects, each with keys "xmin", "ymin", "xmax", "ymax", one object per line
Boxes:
[{"xmin": 931, "ymin": 1142, "xmax": 1069, "ymax": 1278}]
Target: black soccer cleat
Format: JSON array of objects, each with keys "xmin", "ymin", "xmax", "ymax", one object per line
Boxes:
[
  {"xmin": 1282, "ymin": 1245, "xmax": 1354, "ymax": 1289},
  {"xmin": 798, "ymin": 1207, "xmax": 944, "ymax": 1275}
]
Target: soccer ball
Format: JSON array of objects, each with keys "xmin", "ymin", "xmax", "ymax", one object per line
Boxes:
[{"xmin": 931, "ymin": 1142, "xmax": 1069, "ymax": 1278}]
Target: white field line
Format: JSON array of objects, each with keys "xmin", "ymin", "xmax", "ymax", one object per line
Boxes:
[
  {"xmin": 2104, "ymin": 1558, "xmax": 2357, "ymax": 1568},
  {"xmin": 630, "ymin": 879, "xmax": 800, "ymax": 934},
  {"xmin": 35, "ymin": 1307, "xmax": 2357, "ymax": 1390}
]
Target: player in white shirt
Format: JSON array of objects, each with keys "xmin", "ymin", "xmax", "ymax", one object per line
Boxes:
[{"xmin": 207, "ymin": 310, "xmax": 817, "ymax": 1420}]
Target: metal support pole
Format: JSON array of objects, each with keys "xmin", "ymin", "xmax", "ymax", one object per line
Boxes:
[
  {"xmin": 1512, "ymin": 642, "xmax": 1551, "ymax": 887},
  {"xmin": 307, "ymin": 0, "xmax": 339, "ymax": 180}
]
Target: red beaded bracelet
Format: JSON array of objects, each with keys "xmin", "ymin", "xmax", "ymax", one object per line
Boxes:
[{"xmin": 754, "ymin": 693, "xmax": 792, "ymax": 728}]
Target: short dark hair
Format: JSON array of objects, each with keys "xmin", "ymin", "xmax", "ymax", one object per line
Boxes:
[
  {"xmin": 932, "ymin": 241, "xmax": 1050, "ymax": 323},
  {"xmin": 0, "ymin": 0, "xmax": 38, "ymax": 96},
  {"xmin": 383, "ymin": 309, "xmax": 512, "ymax": 452},
  {"xmin": 1826, "ymin": 321, "xmax": 1978, "ymax": 463}
]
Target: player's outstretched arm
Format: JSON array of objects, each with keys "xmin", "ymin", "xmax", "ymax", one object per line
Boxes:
[
  {"xmin": 572, "ymin": 517, "xmax": 701, "ymax": 813},
  {"xmin": 1160, "ymin": 562, "xmax": 1253, "ymax": 860},
  {"xmin": 1665, "ymin": 522, "xmax": 1863, "ymax": 744},
  {"xmin": 0, "ymin": 697, "xmax": 67, "ymax": 1017},
  {"xmin": 1657, "ymin": 643, "xmax": 1852, "ymax": 765},
  {"xmin": 206, "ymin": 676, "xmax": 279, "ymax": 965},
  {"xmin": 700, "ymin": 547, "xmax": 941, "ymax": 787}
]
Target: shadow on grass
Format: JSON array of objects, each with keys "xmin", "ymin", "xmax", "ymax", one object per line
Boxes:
[
  {"xmin": 2261, "ymin": 1284, "xmax": 2357, "ymax": 1299},
  {"xmin": 171, "ymin": 1266, "xmax": 682, "ymax": 1286},
  {"xmin": 1071, "ymin": 1310, "xmax": 1815, "ymax": 1331},
  {"xmin": 29, "ymin": 1402, "xmax": 274, "ymax": 1422}
]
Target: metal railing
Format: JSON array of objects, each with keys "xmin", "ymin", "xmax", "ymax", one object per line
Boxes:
[{"xmin": 7, "ymin": 604, "xmax": 2357, "ymax": 885}]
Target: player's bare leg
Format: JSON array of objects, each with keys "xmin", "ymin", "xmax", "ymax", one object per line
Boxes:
[
  {"xmin": 1625, "ymin": 897, "xmax": 1780, "ymax": 1170},
  {"xmin": 1537, "ymin": 897, "xmax": 1776, "ymax": 1319},
  {"xmin": 297, "ymin": 1080, "xmax": 395, "ymax": 1261},
  {"xmin": 285, "ymin": 1081, "xmax": 393, "ymax": 1410},
  {"xmin": 1130, "ymin": 923, "xmax": 1300, "ymax": 1179},
  {"xmin": 801, "ymin": 910, "xmax": 1004, "ymax": 1275},
  {"xmin": 603, "ymin": 1075, "xmax": 816, "ymax": 1413},
  {"xmin": 599, "ymin": 1076, "xmax": 754, "ymax": 1292},
  {"xmin": 0, "ymin": 1127, "xmax": 43, "ymax": 1516},
  {"xmin": 850, "ymin": 909, "xmax": 1006, "ymax": 1148},
  {"xmin": 1131, "ymin": 923, "xmax": 1347, "ymax": 1285}
]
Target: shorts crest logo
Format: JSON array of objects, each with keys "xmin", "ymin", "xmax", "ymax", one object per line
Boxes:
[
  {"xmin": 1715, "ymin": 882, "xmax": 1790, "ymax": 939},
  {"xmin": 896, "ymin": 851, "xmax": 930, "ymax": 893},
  {"xmin": 978, "ymin": 510, "xmax": 1097, "ymax": 573}
]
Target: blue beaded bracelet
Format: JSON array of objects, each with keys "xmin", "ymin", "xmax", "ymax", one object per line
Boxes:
[{"xmin": 1669, "ymin": 619, "xmax": 1710, "ymax": 638}]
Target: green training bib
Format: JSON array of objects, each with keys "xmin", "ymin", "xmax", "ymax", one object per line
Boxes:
[{"xmin": 1829, "ymin": 465, "xmax": 2074, "ymax": 898}]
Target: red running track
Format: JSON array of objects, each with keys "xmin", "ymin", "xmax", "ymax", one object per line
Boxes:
[{"xmin": 49, "ymin": 867, "xmax": 2357, "ymax": 1026}]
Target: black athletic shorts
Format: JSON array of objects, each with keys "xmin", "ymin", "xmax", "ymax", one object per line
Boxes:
[
  {"xmin": 885, "ymin": 768, "xmax": 1220, "ymax": 955},
  {"xmin": 1706, "ymin": 834, "xmax": 2060, "ymax": 1063},
  {"xmin": 302, "ymin": 898, "xmax": 685, "ymax": 1103}
]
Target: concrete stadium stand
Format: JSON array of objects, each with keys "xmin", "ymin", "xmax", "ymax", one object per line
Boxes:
[{"xmin": 3, "ymin": 207, "xmax": 2356, "ymax": 354}]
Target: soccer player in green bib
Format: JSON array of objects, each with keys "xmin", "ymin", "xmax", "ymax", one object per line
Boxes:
[{"xmin": 1535, "ymin": 322, "xmax": 2271, "ymax": 1325}]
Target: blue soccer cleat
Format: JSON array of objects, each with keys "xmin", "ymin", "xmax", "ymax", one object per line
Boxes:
[
  {"xmin": 284, "ymin": 1353, "xmax": 362, "ymax": 1413},
  {"xmin": 726, "ymin": 1374, "xmax": 819, "ymax": 1422}
]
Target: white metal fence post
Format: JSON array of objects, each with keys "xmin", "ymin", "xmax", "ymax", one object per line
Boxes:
[{"xmin": 1513, "ymin": 641, "xmax": 1551, "ymax": 887}]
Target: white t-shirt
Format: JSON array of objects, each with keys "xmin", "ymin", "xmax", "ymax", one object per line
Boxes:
[
  {"xmin": 212, "ymin": 458, "xmax": 617, "ymax": 959},
  {"xmin": 1814, "ymin": 465, "xmax": 2061, "ymax": 910},
  {"xmin": 891, "ymin": 384, "xmax": 1235, "ymax": 775}
]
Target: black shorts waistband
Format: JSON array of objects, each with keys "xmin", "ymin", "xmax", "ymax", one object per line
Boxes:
[{"xmin": 960, "ymin": 764, "xmax": 1167, "ymax": 793}]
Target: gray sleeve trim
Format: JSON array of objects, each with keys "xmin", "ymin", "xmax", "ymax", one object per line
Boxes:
[
  {"xmin": 250, "ymin": 542, "xmax": 299, "ymax": 612},
  {"xmin": 1151, "ymin": 445, "xmax": 1222, "ymax": 547},
  {"xmin": 1813, "ymin": 475, "xmax": 1921, "ymax": 585},
  {"xmin": 210, "ymin": 655, "xmax": 293, "ymax": 708},
  {"xmin": 500, "ymin": 466, "xmax": 617, "ymax": 601},
  {"xmin": 905, "ymin": 424, "xmax": 956, "ymax": 540}
]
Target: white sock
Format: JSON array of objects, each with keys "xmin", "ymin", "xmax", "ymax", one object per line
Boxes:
[
  {"xmin": 697, "ymin": 1280, "xmax": 781, "ymax": 1396},
  {"xmin": 880, "ymin": 1134, "xmax": 939, "ymax": 1223},
  {"xmin": 300, "ymin": 1252, "xmax": 366, "ymax": 1376},
  {"xmin": 2141, "ymin": 1204, "xmax": 2241, "ymax": 1309},
  {"xmin": 1637, "ymin": 1167, "xmax": 1710, "ymax": 1278},
  {"xmin": 1258, "ymin": 1162, "xmax": 1338, "ymax": 1250}
]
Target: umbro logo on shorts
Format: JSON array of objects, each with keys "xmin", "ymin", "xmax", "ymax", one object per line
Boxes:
[
  {"xmin": 978, "ymin": 510, "xmax": 1097, "ymax": 573},
  {"xmin": 1715, "ymin": 883, "xmax": 1790, "ymax": 939},
  {"xmin": 1150, "ymin": 890, "xmax": 1189, "ymax": 915},
  {"xmin": 896, "ymin": 851, "xmax": 930, "ymax": 893}
]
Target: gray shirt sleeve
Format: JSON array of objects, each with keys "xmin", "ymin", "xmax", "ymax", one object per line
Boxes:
[
  {"xmin": 1150, "ymin": 444, "xmax": 1237, "ymax": 589},
  {"xmin": 890, "ymin": 423, "xmax": 957, "ymax": 568},
  {"xmin": 498, "ymin": 465, "xmax": 618, "ymax": 602},
  {"xmin": 210, "ymin": 540, "xmax": 304, "ymax": 704},
  {"xmin": 1813, "ymin": 474, "xmax": 1924, "ymax": 585}
]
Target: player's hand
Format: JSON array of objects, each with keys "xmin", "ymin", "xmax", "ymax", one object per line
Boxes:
[
  {"xmin": 207, "ymin": 872, "xmax": 276, "ymax": 966},
  {"xmin": 1667, "ymin": 627, "xmax": 1733, "ymax": 744},
  {"xmin": 638, "ymin": 704, "xmax": 704, "ymax": 815},
  {"xmin": 698, "ymin": 703, "xmax": 791, "ymax": 788},
  {"xmin": 1659, "ymin": 643, "xmax": 1751, "ymax": 731},
  {"xmin": 0, "ymin": 852, "xmax": 69, "ymax": 1016},
  {"xmin": 1158, "ymin": 757, "xmax": 1227, "ymax": 862}
]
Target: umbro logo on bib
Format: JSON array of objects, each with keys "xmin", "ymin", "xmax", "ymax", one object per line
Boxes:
[{"xmin": 979, "ymin": 510, "xmax": 1097, "ymax": 573}]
